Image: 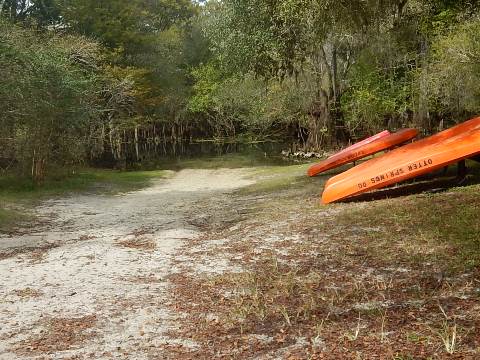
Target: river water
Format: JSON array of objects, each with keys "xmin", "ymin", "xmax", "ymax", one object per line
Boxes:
[{"xmin": 106, "ymin": 140, "xmax": 303, "ymax": 170}]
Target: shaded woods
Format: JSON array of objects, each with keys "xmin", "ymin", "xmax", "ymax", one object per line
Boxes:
[{"xmin": 1, "ymin": 0, "xmax": 480, "ymax": 181}]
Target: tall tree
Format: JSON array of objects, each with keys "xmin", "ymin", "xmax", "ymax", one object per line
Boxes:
[
  {"xmin": 205, "ymin": 0, "xmax": 411, "ymax": 148},
  {"xmin": 61, "ymin": 0, "xmax": 194, "ymax": 52},
  {"xmin": 0, "ymin": 0, "xmax": 60, "ymax": 24}
]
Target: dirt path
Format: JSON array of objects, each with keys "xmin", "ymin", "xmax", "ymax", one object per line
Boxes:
[{"xmin": 0, "ymin": 169, "xmax": 255, "ymax": 359}]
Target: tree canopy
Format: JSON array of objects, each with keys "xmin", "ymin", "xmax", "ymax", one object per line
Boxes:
[{"xmin": 1, "ymin": 0, "xmax": 480, "ymax": 180}]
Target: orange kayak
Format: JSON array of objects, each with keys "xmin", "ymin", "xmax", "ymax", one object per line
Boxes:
[
  {"xmin": 332, "ymin": 130, "xmax": 390, "ymax": 158},
  {"xmin": 308, "ymin": 129, "xmax": 419, "ymax": 177},
  {"xmin": 322, "ymin": 116, "xmax": 480, "ymax": 204}
]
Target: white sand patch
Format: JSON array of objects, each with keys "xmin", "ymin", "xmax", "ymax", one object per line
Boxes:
[{"xmin": 0, "ymin": 168, "xmax": 255, "ymax": 359}]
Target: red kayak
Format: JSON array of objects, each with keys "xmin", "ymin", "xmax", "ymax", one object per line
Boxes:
[
  {"xmin": 332, "ymin": 130, "xmax": 390, "ymax": 158},
  {"xmin": 308, "ymin": 129, "xmax": 419, "ymax": 177},
  {"xmin": 322, "ymin": 117, "xmax": 480, "ymax": 204}
]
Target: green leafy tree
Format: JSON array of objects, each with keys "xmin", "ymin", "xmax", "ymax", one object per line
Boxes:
[
  {"xmin": 203, "ymin": 0, "xmax": 413, "ymax": 147},
  {"xmin": 0, "ymin": 0, "xmax": 61, "ymax": 25},
  {"xmin": 0, "ymin": 20, "xmax": 102, "ymax": 181},
  {"xmin": 420, "ymin": 17, "xmax": 480, "ymax": 125}
]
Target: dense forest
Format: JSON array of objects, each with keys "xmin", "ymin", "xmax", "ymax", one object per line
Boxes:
[{"xmin": 1, "ymin": 0, "xmax": 480, "ymax": 181}]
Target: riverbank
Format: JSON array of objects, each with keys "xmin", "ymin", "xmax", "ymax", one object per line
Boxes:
[{"xmin": 0, "ymin": 162, "xmax": 479, "ymax": 359}]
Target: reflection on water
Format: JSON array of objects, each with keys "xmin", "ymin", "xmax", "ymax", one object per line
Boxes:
[{"xmin": 102, "ymin": 141, "xmax": 303, "ymax": 170}]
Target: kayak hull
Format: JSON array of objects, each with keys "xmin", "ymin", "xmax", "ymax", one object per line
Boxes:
[
  {"xmin": 308, "ymin": 129, "xmax": 419, "ymax": 177},
  {"xmin": 331, "ymin": 130, "xmax": 390, "ymax": 158},
  {"xmin": 322, "ymin": 117, "xmax": 480, "ymax": 204}
]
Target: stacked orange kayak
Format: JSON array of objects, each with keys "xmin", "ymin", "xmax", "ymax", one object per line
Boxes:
[
  {"xmin": 307, "ymin": 129, "xmax": 419, "ymax": 177},
  {"xmin": 332, "ymin": 130, "xmax": 390, "ymax": 158},
  {"xmin": 322, "ymin": 117, "xmax": 480, "ymax": 204}
]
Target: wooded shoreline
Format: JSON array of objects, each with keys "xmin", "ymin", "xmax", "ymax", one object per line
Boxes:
[{"xmin": 2, "ymin": 0, "xmax": 480, "ymax": 183}]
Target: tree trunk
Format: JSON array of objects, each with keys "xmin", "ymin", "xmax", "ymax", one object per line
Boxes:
[
  {"xmin": 332, "ymin": 46, "xmax": 338, "ymax": 107},
  {"xmin": 31, "ymin": 149, "xmax": 46, "ymax": 185},
  {"xmin": 306, "ymin": 89, "xmax": 330, "ymax": 150},
  {"xmin": 134, "ymin": 125, "xmax": 139, "ymax": 161},
  {"xmin": 0, "ymin": 0, "xmax": 6, "ymax": 16}
]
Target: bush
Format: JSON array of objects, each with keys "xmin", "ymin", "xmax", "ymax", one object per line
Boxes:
[
  {"xmin": 0, "ymin": 20, "xmax": 102, "ymax": 181},
  {"xmin": 420, "ymin": 17, "xmax": 480, "ymax": 122}
]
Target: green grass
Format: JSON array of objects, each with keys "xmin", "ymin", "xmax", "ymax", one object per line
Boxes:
[
  {"xmin": 0, "ymin": 207, "xmax": 26, "ymax": 232},
  {"xmin": 339, "ymin": 182, "xmax": 480, "ymax": 272},
  {"xmin": 319, "ymin": 159, "xmax": 480, "ymax": 272},
  {"xmin": 0, "ymin": 168, "xmax": 171, "ymax": 232},
  {"xmin": 0, "ymin": 168, "xmax": 171, "ymax": 199},
  {"xmin": 238, "ymin": 163, "xmax": 318, "ymax": 195},
  {"xmin": 233, "ymin": 157, "xmax": 480, "ymax": 272}
]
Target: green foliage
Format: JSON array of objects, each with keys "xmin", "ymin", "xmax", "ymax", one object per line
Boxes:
[
  {"xmin": 197, "ymin": 0, "xmax": 480, "ymax": 144},
  {"xmin": 421, "ymin": 17, "xmax": 480, "ymax": 119},
  {"xmin": 199, "ymin": 0, "xmax": 426, "ymax": 147},
  {"xmin": 261, "ymin": 74, "xmax": 316, "ymax": 129},
  {"xmin": 341, "ymin": 32, "xmax": 416, "ymax": 134},
  {"xmin": 59, "ymin": 0, "xmax": 202, "ymax": 130},
  {"xmin": 0, "ymin": 0, "xmax": 205, "ymax": 180},
  {"xmin": 188, "ymin": 62, "xmax": 221, "ymax": 114},
  {"xmin": 0, "ymin": 20, "xmax": 102, "ymax": 178},
  {"xmin": 3, "ymin": 0, "xmax": 480, "ymax": 164},
  {"xmin": 205, "ymin": 0, "xmax": 410, "ymax": 80},
  {"xmin": 188, "ymin": 62, "xmax": 318, "ymax": 137},
  {"xmin": 61, "ymin": 0, "xmax": 194, "ymax": 52},
  {"xmin": 188, "ymin": 67, "xmax": 266, "ymax": 136},
  {"xmin": 142, "ymin": 25, "xmax": 193, "ymax": 123}
]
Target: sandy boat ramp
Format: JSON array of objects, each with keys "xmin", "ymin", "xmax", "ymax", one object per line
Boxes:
[{"xmin": 0, "ymin": 169, "xmax": 255, "ymax": 359}]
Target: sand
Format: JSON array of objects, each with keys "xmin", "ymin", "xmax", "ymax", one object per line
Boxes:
[{"xmin": 0, "ymin": 168, "xmax": 255, "ymax": 359}]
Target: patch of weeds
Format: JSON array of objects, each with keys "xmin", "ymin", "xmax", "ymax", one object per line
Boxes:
[
  {"xmin": 170, "ymin": 262, "xmax": 465, "ymax": 359},
  {"xmin": 13, "ymin": 315, "xmax": 97, "ymax": 355},
  {"xmin": 344, "ymin": 313, "xmax": 363, "ymax": 341},
  {"xmin": 406, "ymin": 331, "xmax": 431, "ymax": 345},
  {"xmin": 428, "ymin": 304, "xmax": 459, "ymax": 355},
  {"xmin": 435, "ymin": 321, "xmax": 457, "ymax": 354},
  {"xmin": 339, "ymin": 184, "xmax": 480, "ymax": 272},
  {"xmin": 222, "ymin": 259, "xmax": 341, "ymax": 333},
  {"xmin": 239, "ymin": 163, "xmax": 323, "ymax": 195},
  {"xmin": 117, "ymin": 237, "xmax": 156, "ymax": 251},
  {"xmin": 12, "ymin": 288, "xmax": 44, "ymax": 299}
]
